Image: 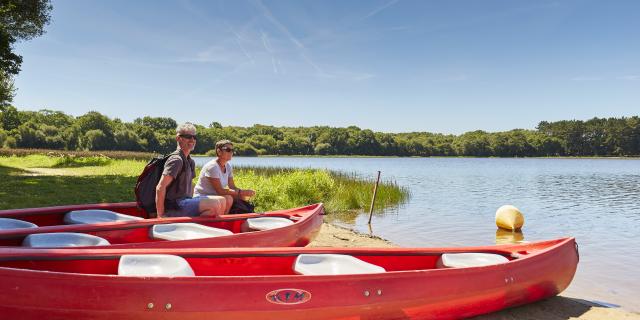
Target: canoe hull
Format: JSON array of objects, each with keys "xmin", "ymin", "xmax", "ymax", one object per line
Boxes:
[{"xmin": 0, "ymin": 238, "xmax": 578, "ymax": 319}]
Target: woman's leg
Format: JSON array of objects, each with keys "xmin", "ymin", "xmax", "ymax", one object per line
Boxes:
[{"xmin": 222, "ymin": 195, "xmax": 234, "ymax": 214}]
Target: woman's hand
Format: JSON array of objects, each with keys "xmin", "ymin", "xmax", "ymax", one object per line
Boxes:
[{"xmin": 239, "ymin": 189, "xmax": 256, "ymax": 199}]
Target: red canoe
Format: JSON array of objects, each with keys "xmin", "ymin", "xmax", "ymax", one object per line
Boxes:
[
  {"xmin": 0, "ymin": 203, "xmax": 323, "ymax": 248},
  {"xmin": 0, "ymin": 237, "xmax": 578, "ymax": 319},
  {"xmin": 0, "ymin": 201, "xmax": 242, "ymax": 226}
]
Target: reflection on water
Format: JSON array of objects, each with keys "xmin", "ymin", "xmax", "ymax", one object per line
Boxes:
[
  {"xmin": 196, "ymin": 156, "xmax": 640, "ymax": 311},
  {"xmin": 495, "ymin": 229, "xmax": 524, "ymax": 245}
]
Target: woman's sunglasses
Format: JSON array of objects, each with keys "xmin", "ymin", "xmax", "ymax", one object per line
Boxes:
[
  {"xmin": 179, "ymin": 134, "xmax": 197, "ymax": 140},
  {"xmin": 220, "ymin": 146, "xmax": 234, "ymax": 153}
]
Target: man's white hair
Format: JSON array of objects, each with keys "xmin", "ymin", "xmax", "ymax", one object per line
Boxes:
[{"xmin": 176, "ymin": 122, "xmax": 196, "ymax": 135}]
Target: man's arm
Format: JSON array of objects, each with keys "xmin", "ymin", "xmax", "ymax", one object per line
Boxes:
[{"xmin": 155, "ymin": 174, "xmax": 174, "ymax": 218}]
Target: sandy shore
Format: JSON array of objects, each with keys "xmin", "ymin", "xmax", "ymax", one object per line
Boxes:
[{"xmin": 309, "ymin": 223, "xmax": 640, "ymax": 320}]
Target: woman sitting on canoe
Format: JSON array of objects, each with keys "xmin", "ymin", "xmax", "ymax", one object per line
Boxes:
[{"xmin": 194, "ymin": 140, "xmax": 256, "ymax": 214}]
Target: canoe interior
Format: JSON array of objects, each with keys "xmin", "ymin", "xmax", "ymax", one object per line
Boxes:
[
  {"xmin": 0, "ymin": 238, "xmax": 570, "ymax": 277},
  {"xmin": 0, "ymin": 202, "xmax": 147, "ymax": 227},
  {"xmin": 0, "ymin": 203, "xmax": 322, "ymax": 247},
  {"xmin": 0, "ymin": 217, "xmax": 256, "ymax": 246},
  {"xmin": 0, "ymin": 252, "xmax": 507, "ymax": 276}
]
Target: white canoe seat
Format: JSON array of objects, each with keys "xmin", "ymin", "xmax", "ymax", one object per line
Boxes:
[
  {"xmin": 436, "ymin": 253, "xmax": 509, "ymax": 268},
  {"xmin": 22, "ymin": 232, "xmax": 110, "ymax": 248},
  {"xmin": 151, "ymin": 223, "xmax": 233, "ymax": 241},
  {"xmin": 294, "ymin": 254, "xmax": 386, "ymax": 275},
  {"xmin": 241, "ymin": 217, "xmax": 294, "ymax": 232},
  {"xmin": 64, "ymin": 210, "xmax": 143, "ymax": 224},
  {"xmin": 118, "ymin": 254, "xmax": 195, "ymax": 277},
  {"xmin": 0, "ymin": 218, "xmax": 38, "ymax": 230}
]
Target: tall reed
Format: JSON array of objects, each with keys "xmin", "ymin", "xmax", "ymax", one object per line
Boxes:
[{"xmin": 234, "ymin": 166, "xmax": 409, "ymax": 214}]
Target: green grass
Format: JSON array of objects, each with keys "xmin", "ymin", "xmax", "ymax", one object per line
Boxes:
[{"xmin": 0, "ymin": 155, "xmax": 409, "ymax": 216}]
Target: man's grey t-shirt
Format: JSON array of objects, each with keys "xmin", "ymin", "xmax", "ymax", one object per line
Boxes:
[{"xmin": 162, "ymin": 149, "xmax": 196, "ymax": 206}]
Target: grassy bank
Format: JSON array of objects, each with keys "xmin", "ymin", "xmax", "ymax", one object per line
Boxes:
[{"xmin": 0, "ymin": 154, "xmax": 408, "ymax": 215}]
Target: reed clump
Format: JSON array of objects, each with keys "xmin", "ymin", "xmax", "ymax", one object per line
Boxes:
[{"xmin": 234, "ymin": 166, "xmax": 409, "ymax": 214}]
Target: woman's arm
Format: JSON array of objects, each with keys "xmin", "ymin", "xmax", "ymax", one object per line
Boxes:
[
  {"xmin": 229, "ymin": 176, "xmax": 255, "ymax": 198},
  {"xmin": 228, "ymin": 176, "xmax": 237, "ymax": 190},
  {"xmin": 207, "ymin": 177, "xmax": 240, "ymax": 197}
]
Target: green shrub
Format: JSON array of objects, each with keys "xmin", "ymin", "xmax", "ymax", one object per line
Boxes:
[{"xmin": 52, "ymin": 155, "xmax": 113, "ymax": 167}]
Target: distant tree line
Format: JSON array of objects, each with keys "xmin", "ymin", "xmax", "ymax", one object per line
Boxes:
[{"xmin": 0, "ymin": 107, "xmax": 639, "ymax": 157}]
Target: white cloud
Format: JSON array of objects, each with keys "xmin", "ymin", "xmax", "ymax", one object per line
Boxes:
[
  {"xmin": 252, "ymin": 0, "xmax": 327, "ymax": 76},
  {"xmin": 363, "ymin": 0, "xmax": 400, "ymax": 20}
]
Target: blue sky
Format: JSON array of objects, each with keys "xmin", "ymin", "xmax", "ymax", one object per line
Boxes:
[{"xmin": 12, "ymin": 0, "xmax": 640, "ymax": 134}]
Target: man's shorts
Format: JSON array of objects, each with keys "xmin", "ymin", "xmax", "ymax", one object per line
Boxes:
[{"xmin": 165, "ymin": 197, "xmax": 202, "ymax": 217}]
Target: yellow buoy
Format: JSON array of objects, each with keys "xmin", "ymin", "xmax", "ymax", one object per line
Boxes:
[{"xmin": 495, "ymin": 205, "xmax": 524, "ymax": 231}]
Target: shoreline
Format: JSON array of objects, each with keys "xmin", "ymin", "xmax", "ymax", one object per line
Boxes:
[
  {"xmin": 310, "ymin": 222, "xmax": 640, "ymax": 319},
  {"xmin": 226, "ymin": 155, "xmax": 640, "ymax": 160},
  {"xmin": 2, "ymin": 149, "xmax": 639, "ymax": 160}
]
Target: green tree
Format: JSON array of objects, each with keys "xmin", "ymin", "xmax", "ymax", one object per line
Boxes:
[
  {"xmin": 0, "ymin": 127, "xmax": 6, "ymax": 146},
  {"xmin": 61, "ymin": 125, "xmax": 81, "ymax": 150},
  {"xmin": 15, "ymin": 122, "xmax": 45, "ymax": 148},
  {"xmin": 233, "ymin": 142, "xmax": 258, "ymax": 156},
  {"xmin": 245, "ymin": 134, "xmax": 277, "ymax": 153},
  {"xmin": 81, "ymin": 129, "xmax": 110, "ymax": 150},
  {"xmin": 455, "ymin": 130, "xmax": 492, "ymax": 156},
  {"xmin": 133, "ymin": 116, "xmax": 177, "ymax": 132},
  {"xmin": 0, "ymin": 0, "xmax": 53, "ymax": 105},
  {"xmin": 0, "ymin": 70, "xmax": 15, "ymax": 105},
  {"xmin": 314, "ymin": 142, "xmax": 331, "ymax": 155},
  {"xmin": 75, "ymin": 111, "xmax": 115, "ymax": 148},
  {"xmin": 114, "ymin": 129, "xmax": 142, "ymax": 151},
  {"xmin": 0, "ymin": 104, "xmax": 20, "ymax": 130}
]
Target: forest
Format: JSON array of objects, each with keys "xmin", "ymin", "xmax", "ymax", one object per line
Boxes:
[{"xmin": 1, "ymin": 106, "xmax": 639, "ymax": 157}]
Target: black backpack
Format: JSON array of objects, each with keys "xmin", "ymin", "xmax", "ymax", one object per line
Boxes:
[
  {"xmin": 134, "ymin": 151, "xmax": 181, "ymax": 217},
  {"xmin": 229, "ymin": 199, "xmax": 256, "ymax": 214}
]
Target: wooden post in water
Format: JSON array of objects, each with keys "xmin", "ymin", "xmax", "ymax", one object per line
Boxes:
[{"xmin": 368, "ymin": 171, "xmax": 381, "ymax": 225}]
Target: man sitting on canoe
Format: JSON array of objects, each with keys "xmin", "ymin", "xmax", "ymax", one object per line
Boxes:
[
  {"xmin": 155, "ymin": 123, "xmax": 226, "ymax": 218},
  {"xmin": 193, "ymin": 139, "xmax": 256, "ymax": 214}
]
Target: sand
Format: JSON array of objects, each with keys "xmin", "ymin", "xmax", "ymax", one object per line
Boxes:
[{"xmin": 309, "ymin": 223, "xmax": 640, "ymax": 320}]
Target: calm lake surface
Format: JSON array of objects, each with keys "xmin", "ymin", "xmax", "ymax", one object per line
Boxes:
[{"xmin": 195, "ymin": 156, "xmax": 640, "ymax": 311}]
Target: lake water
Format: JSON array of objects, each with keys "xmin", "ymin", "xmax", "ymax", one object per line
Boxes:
[{"xmin": 194, "ymin": 156, "xmax": 640, "ymax": 311}]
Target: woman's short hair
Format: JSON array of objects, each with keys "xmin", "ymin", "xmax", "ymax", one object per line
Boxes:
[
  {"xmin": 215, "ymin": 139, "xmax": 233, "ymax": 150},
  {"xmin": 176, "ymin": 122, "xmax": 196, "ymax": 135}
]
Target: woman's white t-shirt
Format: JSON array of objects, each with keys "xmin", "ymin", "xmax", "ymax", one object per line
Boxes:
[{"xmin": 194, "ymin": 160, "xmax": 233, "ymax": 196}]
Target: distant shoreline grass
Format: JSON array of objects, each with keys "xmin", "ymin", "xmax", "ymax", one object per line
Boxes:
[
  {"xmin": 0, "ymin": 154, "xmax": 409, "ymax": 216},
  {"xmin": 2, "ymin": 148, "xmax": 638, "ymax": 160}
]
